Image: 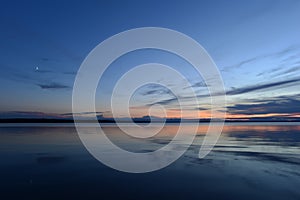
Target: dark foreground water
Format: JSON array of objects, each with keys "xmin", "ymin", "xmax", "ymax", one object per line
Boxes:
[{"xmin": 0, "ymin": 123, "xmax": 300, "ymax": 200}]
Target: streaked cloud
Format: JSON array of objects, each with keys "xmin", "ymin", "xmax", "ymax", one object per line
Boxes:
[
  {"xmin": 146, "ymin": 77, "xmax": 300, "ymax": 113},
  {"xmin": 226, "ymin": 77, "xmax": 300, "ymax": 95},
  {"xmin": 36, "ymin": 83, "xmax": 71, "ymax": 90},
  {"xmin": 223, "ymin": 45, "xmax": 300, "ymax": 72},
  {"xmin": 0, "ymin": 111, "xmax": 63, "ymax": 119},
  {"xmin": 228, "ymin": 99, "xmax": 300, "ymax": 115}
]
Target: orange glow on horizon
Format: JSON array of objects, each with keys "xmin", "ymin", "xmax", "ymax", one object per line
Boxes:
[{"xmin": 100, "ymin": 106, "xmax": 300, "ymax": 120}]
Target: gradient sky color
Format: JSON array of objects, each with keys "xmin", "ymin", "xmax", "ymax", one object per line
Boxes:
[{"xmin": 1, "ymin": 0, "xmax": 300, "ymax": 119}]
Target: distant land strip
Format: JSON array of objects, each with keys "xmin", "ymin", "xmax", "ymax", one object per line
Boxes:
[{"xmin": 0, "ymin": 118, "xmax": 299, "ymax": 123}]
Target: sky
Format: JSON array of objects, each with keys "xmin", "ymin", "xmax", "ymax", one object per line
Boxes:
[{"xmin": 0, "ymin": 0, "xmax": 300, "ymax": 120}]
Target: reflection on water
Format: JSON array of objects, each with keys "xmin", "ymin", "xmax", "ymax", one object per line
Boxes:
[{"xmin": 0, "ymin": 123, "xmax": 299, "ymax": 200}]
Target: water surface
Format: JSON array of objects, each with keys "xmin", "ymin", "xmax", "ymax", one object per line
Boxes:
[{"xmin": 0, "ymin": 123, "xmax": 299, "ymax": 200}]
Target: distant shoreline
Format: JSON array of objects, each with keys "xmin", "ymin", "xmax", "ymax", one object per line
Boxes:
[{"xmin": 0, "ymin": 118, "xmax": 299, "ymax": 123}]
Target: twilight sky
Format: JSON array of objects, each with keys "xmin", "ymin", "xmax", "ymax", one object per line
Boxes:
[{"xmin": 1, "ymin": 0, "xmax": 300, "ymax": 119}]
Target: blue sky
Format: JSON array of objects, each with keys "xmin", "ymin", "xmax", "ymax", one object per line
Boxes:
[{"xmin": 0, "ymin": 0, "xmax": 300, "ymax": 119}]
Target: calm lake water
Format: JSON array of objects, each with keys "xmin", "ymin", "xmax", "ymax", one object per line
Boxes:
[{"xmin": 0, "ymin": 123, "xmax": 300, "ymax": 200}]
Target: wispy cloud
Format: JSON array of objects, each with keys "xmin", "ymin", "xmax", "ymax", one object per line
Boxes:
[
  {"xmin": 61, "ymin": 111, "xmax": 103, "ymax": 116},
  {"xmin": 223, "ymin": 45, "xmax": 300, "ymax": 72},
  {"xmin": 0, "ymin": 64, "xmax": 74, "ymax": 91},
  {"xmin": 147, "ymin": 77, "xmax": 300, "ymax": 107},
  {"xmin": 35, "ymin": 69, "xmax": 53, "ymax": 73},
  {"xmin": 226, "ymin": 77, "xmax": 300, "ymax": 95},
  {"xmin": 256, "ymin": 66, "xmax": 282, "ymax": 77},
  {"xmin": 36, "ymin": 83, "xmax": 71, "ymax": 90},
  {"xmin": 141, "ymin": 88, "xmax": 173, "ymax": 96},
  {"xmin": 228, "ymin": 98, "xmax": 300, "ymax": 115},
  {"xmin": 138, "ymin": 84, "xmax": 175, "ymax": 97},
  {"xmin": 0, "ymin": 111, "xmax": 63, "ymax": 119},
  {"xmin": 268, "ymin": 65, "xmax": 300, "ymax": 78},
  {"xmin": 183, "ymin": 81, "xmax": 207, "ymax": 89},
  {"xmin": 223, "ymin": 56, "xmax": 262, "ymax": 71},
  {"xmin": 0, "ymin": 111, "xmax": 107, "ymax": 119},
  {"xmin": 63, "ymin": 71, "xmax": 77, "ymax": 75},
  {"xmin": 147, "ymin": 97, "xmax": 178, "ymax": 106},
  {"xmin": 194, "ymin": 77, "xmax": 300, "ymax": 98}
]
